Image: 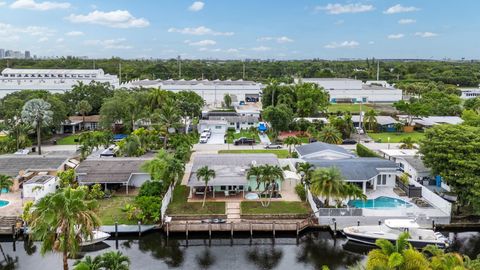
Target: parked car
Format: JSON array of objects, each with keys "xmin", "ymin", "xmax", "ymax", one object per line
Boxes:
[
  {"xmin": 309, "ymin": 138, "xmax": 318, "ymax": 143},
  {"xmin": 201, "ymin": 130, "xmax": 211, "ymax": 138},
  {"xmin": 234, "ymin": 137, "xmax": 255, "ymax": 145},
  {"xmin": 342, "ymin": 139, "xmax": 357, "ymax": 145},
  {"xmin": 201, "ymin": 131, "xmax": 211, "ymax": 139},
  {"xmin": 355, "ymin": 127, "xmax": 364, "ymax": 135},
  {"xmin": 264, "ymin": 143, "xmax": 282, "ymax": 149},
  {"xmin": 199, "ymin": 134, "xmax": 209, "ymax": 143}
]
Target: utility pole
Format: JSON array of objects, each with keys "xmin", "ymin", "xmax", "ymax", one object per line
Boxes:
[
  {"xmin": 177, "ymin": 55, "xmax": 182, "ymax": 78},
  {"xmin": 119, "ymin": 62, "xmax": 122, "ymax": 83},
  {"xmin": 242, "ymin": 61, "xmax": 246, "ymax": 79},
  {"xmin": 93, "ymin": 60, "xmax": 95, "ymax": 69},
  {"xmin": 376, "ymin": 60, "xmax": 380, "ymax": 81}
]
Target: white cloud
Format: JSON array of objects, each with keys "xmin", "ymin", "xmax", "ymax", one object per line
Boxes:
[
  {"xmin": 85, "ymin": 38, "xmax": 133, "ymax": 49},
  {"xmin": 398, "ymin": 19, "xmax": 416, "ymax": 24},
  {"xmin": 67, "ymin": 10, "xmax": 150, "ymax": 28},
  {"xmin": 387, "ymin": 33, "xmax": 404, "ymax": 39},
  {"xmin": 251, "ymin": 46, "xmax": 271, "ymax": 51},
  {"xmin": 37, "ymin": 37, "xmax": 48, "ymax": 42},
  {"xmin": 185, "ymin": 39, "xmax": 216, "ymax": 46},
  {"xmin": 414, "ymin": 32, "xmax": 438, "ymax": 38},
  {"xmin": 198, "ymin": 47, "xmax": 239, "ymax": 53},
  {"xmin": 56, "ymin": 37, "xmax": 64, "ymax": 42},
  {"xmin": 10, "ymin": 0, "xmax": 70, "ymax": 11},
  {"xmin": 0, "ymin": 2, "xmax": 6, "ymax": 7},
  {"xmin": 257, "ymin": 36, "xmax": 293, "ymax": 43},
  {"xmin": 384, "ymin": 4, "xmax": 420, "ymax": 14},
  {"xmin": 168, "ymin": 26, "xmax": 234, "ymax": 36},
  {"xmin": 0, "ymin": 23, "xmax": 55, "ymax": 38},
  {"xmin": 65, "ymin": 31, "xmax": 83, "ymax": 36},
  {"xmin": 316, "ymin": 3, "xmax": 374, "ymax": 14},
  {"xmin": 324, "ymin": 41, "xmax": 359, "ymax": 49},
  {"xmin": 188, "ymin": 1, "xmax": 204, "ymax": 12}
]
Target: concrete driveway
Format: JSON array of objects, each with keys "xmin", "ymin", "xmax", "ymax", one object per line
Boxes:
[{"xmin": 207, "ymin": 133, "xmax": 225, "ymax": 145}]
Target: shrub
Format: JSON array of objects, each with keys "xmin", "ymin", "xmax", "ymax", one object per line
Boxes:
[
  {"xmin": 134, "ymin": 196, "xmax": 162, "ymax": 223},
  {"xmin": 138, "ymin": 181, "xmax": 164, "ymax": 197},
  {"xmin": 295, "ymin": 183, "xmax": 306, "ymax": 201},
  {"xmin": 88, "ymin": 183, "xmax": 105, "ymax": 200},
  {"xmin": 356, "ymin": 143, "xmax": 379, "ymax": 157}
]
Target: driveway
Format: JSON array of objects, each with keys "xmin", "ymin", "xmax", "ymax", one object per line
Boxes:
[{"xmin": 207, "ymin": 133, "xmax": 225, "ymax": 145}]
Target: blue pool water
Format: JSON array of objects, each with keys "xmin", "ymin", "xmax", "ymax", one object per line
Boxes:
[
  {"xmin": 348, "ymin": 196, "xmax": 412, "ymax": 209},
  {"xmin": 0, "ymin": 200, "xmax": 9, "ymax": 207},
  {"xmin": 1, "ymin": 187, "xmax": 8, "ymax": 193}
]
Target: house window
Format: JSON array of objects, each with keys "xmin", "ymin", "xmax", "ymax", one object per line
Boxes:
[
  {"xmin": 377, "ymin": 175, "xmax": 381, "ymax": 185},
  {"xmin": 215, "ymin": 126, "xmax": 222, "ymax": 129},
  {"xmin": 377, "ymin": 175, "xmax": 387, "ymax": 185}
]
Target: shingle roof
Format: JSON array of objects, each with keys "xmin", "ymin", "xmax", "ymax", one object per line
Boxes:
[
  {"xmin": 402, "ymin": 156, "xmax": 430, "ymax": 174},
  {"xmin": 25, "ymin": 175, "xmax": 56, "ymax": 185},
  {"xmin": 75, "ymin": 158, "xmax": 151, "ymax": 184},
  {"xmin": 351, "ymin": 115, "xmax": 398, "ymax": 126},
  {"xmin": 295, "ymin": 142, "xmax": 354, "ymax": 157},
  {"xmin": 0, "ymin": 155, "xmax": 69, "ymax": 177},
  {"xmin": 188, "ymin": 154, "xmax": 279, "ymax": 187},
  {"xmin": 308, "ymin": 158, "xmax": 398, "ymax": 181}
]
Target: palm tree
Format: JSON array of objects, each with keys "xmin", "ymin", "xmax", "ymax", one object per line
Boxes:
[
  {"xmin": 363, "ymin": 110, "xmax": 378, "ymax": 132},
  {"xmin": 344, "ymin": 113, "xmax": 354, "ymax": 138},
  {"xmin": 28, "ymin": 187, "xmax": 100, "ymax": 270},
  {"xmin": 142, "ymin": 150, "xmax": 184, "ymax": 187},
  {"xmin": 297, "ymin": 162, "xmax": 314, "ymax": 185},
  {"xmin": 223, "ymin": 94, "xmax": 232, "ymax": 108},
  {"xmin": 76, "ymin": 100, "xmax": 92, "ymax": 130},
  {"xmin": 196, "ymin": 166, "xmax": 216, "ymax": 207},
  {"xmin": 147, "ymin": 88, "xmax": 168, "ymax": 112},
  {"xmin": 6, "ymin": 119, "xmax": 31, "ymax": 151},
  {"xmin": 100, "ymin": 251, "xmax": 130, "ymax": 270},
  {"xmin": 0, "ymin": 175, "xmax": 13, "ymax": 196},
  {"xmin": 155, "ymin": 102, "xmax": 181, "ymax": 148},
  {"xmin": 247, "ymin": 165, "xmax": 264, "ymax": 190},
  {"xmin": 400, "ymin": 137, "xmax": 415, "ymax": 149},
  {"xmin": 226, "ymin": 130, "xmax": 235, "ymax": 150},
  {"xmin": 339, "ymin": 184, "xmax": 367, "ymax": 206},
  {"xmin": 284, "ymin": 136, "xmax": 302, "ymax": 156},
  {"xmin": 74, "ymin": 255, "xmax": 103, "ymax": 270},
  {"xmin": 21, "ymin": 99, "xmax": 53, "ymax": 155},
  {"xmin": 256, "ymin": 165, "xmax": 284, "ymax": 207},
  {"xmin": 318, "ymin": 125, "xmax": 342, "ymax": 145},
  {"xmin": 310, "ymin": 167, "xmax": 345, "ymax": 207}
]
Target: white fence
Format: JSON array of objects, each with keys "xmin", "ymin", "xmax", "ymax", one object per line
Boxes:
[
  {"xmin": 408, "ymin": 179, "xmax": 452, "ymax": 215},
  {"xmin": 161, "ymin": 185, "xmax": 175, "ymax": 223},
  {"xmin": 306, "ymin": 188, "xmax": 320, "ymax": 220}
]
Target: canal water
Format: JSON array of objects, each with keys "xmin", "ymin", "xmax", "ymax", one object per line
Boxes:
[{"xmin": 1, "ymin": 230, "xmax": 479, "ymax": 270}]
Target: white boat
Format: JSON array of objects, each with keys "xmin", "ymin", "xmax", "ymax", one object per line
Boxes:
[
  {"xmin": 80, "ymin": 230, "xmax": 111, "ymax": 247},
  {"xmin": 343, "ymin": 219, "xmax": 449, "ymax": 248}
]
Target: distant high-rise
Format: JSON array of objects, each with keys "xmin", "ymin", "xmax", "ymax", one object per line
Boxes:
[
  {"xmin": 5, "ymin": 50, "xmax": 13, "ymax": 58},
  {"xmin": 0, "ymin": 49, "xmax": 4, "ymax": 59},
  {"xmin": 25, "ymin": 51, "xmax": 31, "ymax": 59}
]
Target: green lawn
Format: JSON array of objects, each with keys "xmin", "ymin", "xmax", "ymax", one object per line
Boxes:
[
  {"xmin": 226, "ymin": 130, "xmax": 260, "ymax": 144},
  {"xmin": 219, "ymin": 149, "xmax": 290, "ymax": 158},
  {"xmin": 98, "ymin": 196, "xmax": 137, "ymax": 225},
  {"xmin": 241, "ymin": 201, "xmax": 311, "ymax": 215},
  {"xmin": 167, "ymin": 185, "xmax": 225, "ymax": 215},
  {"xmin": 368, "ymin": 132, "xmax": 425, "ymax": 143},
  {"xmin": 57, "ymin": 134, "xmax": 80, "ymax": 145},
  {"xmin": 327, "ymin": 103, "xmax": 373, "ymax": 113}
]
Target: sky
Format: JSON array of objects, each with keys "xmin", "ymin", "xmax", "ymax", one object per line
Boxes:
[{"xmin": 0, "ymin": 0, "xmax": 479, "ymax": 60}]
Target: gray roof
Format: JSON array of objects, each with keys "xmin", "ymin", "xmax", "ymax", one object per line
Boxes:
[
  {"xmin": 188, "ymin": 154, "xmax": 279, "ymax": 187},
  {"xmin": 25, "ymin": 175, "xmax": 56, "ymax": 185},
  {"xmin": 209, "ymin": 116, "xmax": 259, "ymax": 123},
  {"xmin": 295, "ymin": 142, "xmax": 354, "ymax": 157},
  {"xmin": 351, "ymin": 115, "xmax": 398, "ymax": 126},
  {"xmin": 402, "ymin": 156, "xmax": 430, "ymax": 174},
  {"xmin": 308, "ymin": 158, "xmax": 398, "ymax": 181},
  {"xmin": 0, "ymin": 155, "xmax": 69, "ymax": 177},
  {"xmin": 76, "ymin": 158, "xmax": 151, "ymax": 184}
]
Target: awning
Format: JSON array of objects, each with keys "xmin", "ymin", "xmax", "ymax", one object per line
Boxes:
[{"xmin": 283, "ymin": 170, "xmax": 301, "ymax": 181}]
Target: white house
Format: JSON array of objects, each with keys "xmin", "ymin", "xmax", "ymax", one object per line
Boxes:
[
  {"xmin": 295, "ymin": 142, "xmax": 356, "ymax": 160},
  {"xmin": 297, "ymin": 78, "xmax": 402, "ymax": 103},
  {"xmin": 198, "ymin": 120, "xmax": 228, "ymax": 134},
  {"xmin": 460, "ymin": 88, "xmax": 480, "ymax": 99},
  {"xmin": 23, "ymin": 175, "xmax": 59, "ymax": 202}
]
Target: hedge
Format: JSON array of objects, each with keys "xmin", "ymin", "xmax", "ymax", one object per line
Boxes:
[{"xmin": 356, "ymin": 143, "xmax": 380, "ymax": 157}]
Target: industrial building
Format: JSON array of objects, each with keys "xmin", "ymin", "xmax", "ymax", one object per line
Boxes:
[{"xmin": 296, "ymin": 78, "xmax": 402, "ymax": 103}]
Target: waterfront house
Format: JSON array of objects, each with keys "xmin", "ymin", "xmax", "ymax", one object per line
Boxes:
[
  {"xmin": 295, "ymin": 142, "xmax": 356, "ymax": 160},
  {"xmin": 23, "ymin": 175, "xmax": 59, "ymax": 202}
]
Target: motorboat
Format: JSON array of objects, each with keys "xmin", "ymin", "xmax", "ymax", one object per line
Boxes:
[
  {"xmin": 343, "ymin": 219, "xmax": 450, "ymax": 248},
  {"xmin": 80, "ymin": 230, "xmax": 111, "ymax": 247},
  {"xmin": 201, "ymin": 218, "xmax": 226, "ymax": 224}
]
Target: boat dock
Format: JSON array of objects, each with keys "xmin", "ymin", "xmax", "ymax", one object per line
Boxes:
[{"xmin": 99, "ymin": 224, "xmax": 158, "ymax": 236}]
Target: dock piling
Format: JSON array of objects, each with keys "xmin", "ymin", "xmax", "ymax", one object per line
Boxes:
[
  {"xmin": 166, "ymin": 222, "xmax": 169, "ymax": 239},
  {"xmin": 186, "ymin": 221, "xmax": 189, "ymax": 241},
  {"xmin": 230, "ymin": 222, "xmax": 234, "ymax": 238},
  {"xmin": 272, "ymin": 221, "xmax": 276, "ymax": 238},
  {"xmin": 208, "ymin": 223, "xmax": 212, "ymax": 239},
  {"xmin": 357, "ymin": 220, "xmax": 360, "ymax": 226},
  {"xmin": 115, "ymin": 222, "xmax": 118, "ymax": 238},
  {"xmin": 138, "ymin": 221, "xmax": 141, "ymax": 237},
  {"xmin": 250, "ymin": 222, "xmax": 253, "ymax": 238},
  {"xmin": 296, "ymin": 222, "xmax": 299, "ymax": 237}
]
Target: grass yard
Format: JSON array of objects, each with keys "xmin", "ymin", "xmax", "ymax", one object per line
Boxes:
[
  {"xmin": 219, "ymin": 149, "xmax": 290, "ymax": 158},
  {"xmin": 226, "ymin": 130, "xmax": 260, "ymax": 144},
  {"xmin": 368, "ymin": 132, "xmax": 425, "ymax": 143},
  {"xmin": 57, "ymin": 134, "xmax": 80, "ymax": 145},
  {"xmin": 167, "ymin": 185, "xmax": 225, "ymax": 215},
  {"xmin": 327, "ymin": 103, "xmax": 373, "ymax": 113},
  {"xmin": 98, "ymin": 196, "xmax": 137, "ymax": 225},
  {"xmin": 241, "ymin": 201, "xmax": 311, "ymax": 215}
]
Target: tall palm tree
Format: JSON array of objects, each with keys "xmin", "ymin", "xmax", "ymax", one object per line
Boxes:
[
  {"xmin": 318, "ymin": 125, "xmax": 343, "ymax": 145},
  {"xmin": 0, "ymin": 175, "xmax": 13, "ymax": 196},
  {"xmin": 76, "ymin": 100, "xmax": 92, "ymax": 130},
  {"xmin": 284, "ymin": 136, "xmax": 302, "ymax": 156},
  {"xmin": 223, "ymin": 94, "xmax": 232, "ymax": 108},
  {"xmin": 363, "ymin": 110, "xmax": 378, "ymax": 132},
  {"xmin": 338, "ymin": 184, "xmax": 367, "ymax": 206},
  {"xmin": 310, "ymin": 167, "xmax": 345, "ymax": 207},
  {"xmin": 226, "ymin": 130, "xmax": 235, "ymax": 150},
  {"xmin": 100, "ymin": 251, "xmax": 130, "ymax": 270},
  {"xmin": 147, "ymin": 88, "xmax": 168, "ymax": 112},
  {"xmin": 6, "ymin": 119, "xmax": 31, "ymax": 151},
  {"xmin": 28, "ymin": 187, "xmax": 100, "ymax": 270},
  {"xmin": 21, "ymin": 99, "xmax": 53, "ymax": 155},
  {"xmin": 400, "ymin": 137, "xmax": 415, "ymax": 149},
  {"xmin": 142, "ymin": 150, "xmax": 184, "ymax": 187},
  {"xmin": 247, "ymin": 165, "xmax": 264, "ymax": 190},
  {"xmin": 155, "ymin": 102, "xmax": 181, "ymax": 149},
  {"xmin": 256, "ymin": 165, "xmax": 284, "ymax": 207},
  {"xmin": 196, "ymin": 166, "xmax": 216, "ymax": 207},
  {"xmin": 297, "ymin": 162, "xmax": 314, "ymax": 185}
]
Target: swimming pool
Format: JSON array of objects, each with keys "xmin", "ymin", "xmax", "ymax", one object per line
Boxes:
[
  {"xmin": 348, "ymin": 196, "xmax": 412, "ymax": 209},
  {"xmin": 0, "ymin": 200, "xmax": 10, "ymax": 208}
]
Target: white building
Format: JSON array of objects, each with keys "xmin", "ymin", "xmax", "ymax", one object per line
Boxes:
[
  {"xmin": 460, "ymin": 88, "xmax": 480, "ymax": 99},
  {"xmin": 297, "ymin": 78, "xmax": 402, "ymax": 103},
  {"xmin": 0, "ymin": 68, "xmax": 120, "ymax": 98},
  {"xmin": 23, "ymin": 175, "xmax": 59, "ymax": 202},
  {"xmin": 123, "ymin": 79, "xmax": 263, "ymax": 107}
]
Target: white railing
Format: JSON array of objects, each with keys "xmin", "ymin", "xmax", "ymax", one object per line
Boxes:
[
  {"xmin": 407, "ymin": 179, "xmax": 452, "ymax": 215},
  {"xmin": 161, "ymin": 184, "xmax": 175, "ymax": 223},
  {"xmin": 306, "ymin": 188, "xmax": 320, "ymax": 220}
]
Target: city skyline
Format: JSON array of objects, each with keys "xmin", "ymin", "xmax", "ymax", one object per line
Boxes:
[{"xmin": 0, "ymin": 0, "xmax": 478, "ymax": 60}]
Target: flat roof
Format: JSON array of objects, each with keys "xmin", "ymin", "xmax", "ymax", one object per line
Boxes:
[
  {"xmin": 2, "ymin": 68, "xmax": 105, "ymax": 74},
  {"xmin": 302, "ymin": 78, "xmax": 357, "ymax": 81},
  {"xmin": 379, "ymin": 149, "xmax": 419, "ymax": 157},
  {"xmin": 188, "ymin": 154, "xmax": 279, "ymax": 187},
  {"xmin": 25, "ymin": 175, "xmax": 56, "ymax": 185},
  {"xmin": 76, "ymin": 158, "xmax": 151, "ymax": 184},
  {"xmin": 351, "ymin": 115, "xmax": 398, "ymax": 125},
  {"xmin": 401, "ymin": 156, "xmax": 430, "ymax": 174},
  {"xmin": 0, "ymin": 155, "xmax": 69, "ymax": 177}
]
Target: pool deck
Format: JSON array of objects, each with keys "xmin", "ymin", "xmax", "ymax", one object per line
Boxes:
[{"xmin": 0, "ymin": 192, "xmax": 23, "ymax": 217}]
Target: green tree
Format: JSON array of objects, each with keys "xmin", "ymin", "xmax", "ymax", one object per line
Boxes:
[
  {"xmin": 100, "ymin": 251, "xmax": 130, "ymax": 270},
  {"xmin": 363, "ymin": 110, "xmax": 378, "ymax": 132},
  {"xmin": 262, "ymin": 104, "xmax": 293, "ymax": 134},
  {"xmin": 21, "ymin": 99, "xmax": 53, "ymax": 155},
  {"xmin": 142, "ymin": 149, "xmax": 184, "ymax": 187},
  {"xmin": 5, "ymin": 119, "xmax": 31, "ymax": 151},
  {"xmin": 295, "ymin": 83, "xmax": 329, "ymax": 117},
  {"xmin": 196, "ymin": 166, "xmax": 216, "ymax": 208},
  {"xmin": 394, "ymin": 99, "xmax": 429, "ymax": 126},
  {"xmin": 58, "ymin": 169, "xmax": 77, "ymax": 189},
  {"xmin": 76, "ymin": 100, "xmax": 92, "ymax": 128},
  {"xmin": 310, "ymin": 167, "xmax": 345, "ymax": 207},
  {"xmin": 462, "ymin": 109, "xmax": 480, "ymax": 127},
  {"xmin": 223, "ymin": 93, "xmax": 232, "ymax": 108},
  {"xmin": 0, "ymin": 175, "xmax": 13, "ymax": 196},
  {"xmin": 297, "ymin": 162, "xmax": 314, "ymax": 185},
  {"xmin": 226, "ymin": 129, "xmax": 235, "ymax": 150},
  {"xmin": 153, "ymin": 101, "xmax": 181, "ymax": 148},
  {"xmin": 176, "ymin": 91, "xmax": 204, "ymax": 133},
  {"xmin": 318, "ymin": 125, "xmax": 342, "ymax": 145},
  {"xmin": 399, "ymin": 137, "xmax": 415, "ymax": 149},
  {"xmin": 73, "ymin": 255, "xmax": 103, "ymax": 270},
  {"xmin": 64, "ymin": 81, "xmax": 114, "ymax": 115},
  {"xmin": 284, "ymin": 136, "xmax": 302, "ymax": 156},
  {"xmin": 248, "ymin": 164, "xmax": 284, "ymax": 207},
  {"xmin": 28, "ymin": 187, "xmax": 100, "ymax": 270}
]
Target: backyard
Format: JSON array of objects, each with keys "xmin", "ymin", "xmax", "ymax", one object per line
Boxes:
[
  {"xmin": 97, "ymin": 196, "xmax": 137, "ymax": 225},
  {"xmin": 56, "ymin": 134, "xmax": 80, "ymax": 145},
  {"xmin": 167, "ymin": 185, "xmax": 225, "ymax": 215},
  {"xmin": 368, "ymin": 132, "xmax": 425, "ymax": 143},
  {"xmin": 219, "ymin": 149, "xmax": 289, "ymax": 158},
  {"xmin": 241, "ymin": 201, "xmax": 311, "ymax": 215},
  {"xmin": 327, "ymin": 103, "xmax": 373, "ymax": 113}
]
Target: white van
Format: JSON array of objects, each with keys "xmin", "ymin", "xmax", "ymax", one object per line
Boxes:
[{"xmin": 199, "ymin": 134, "xmax": 209, "ymax": 143}]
